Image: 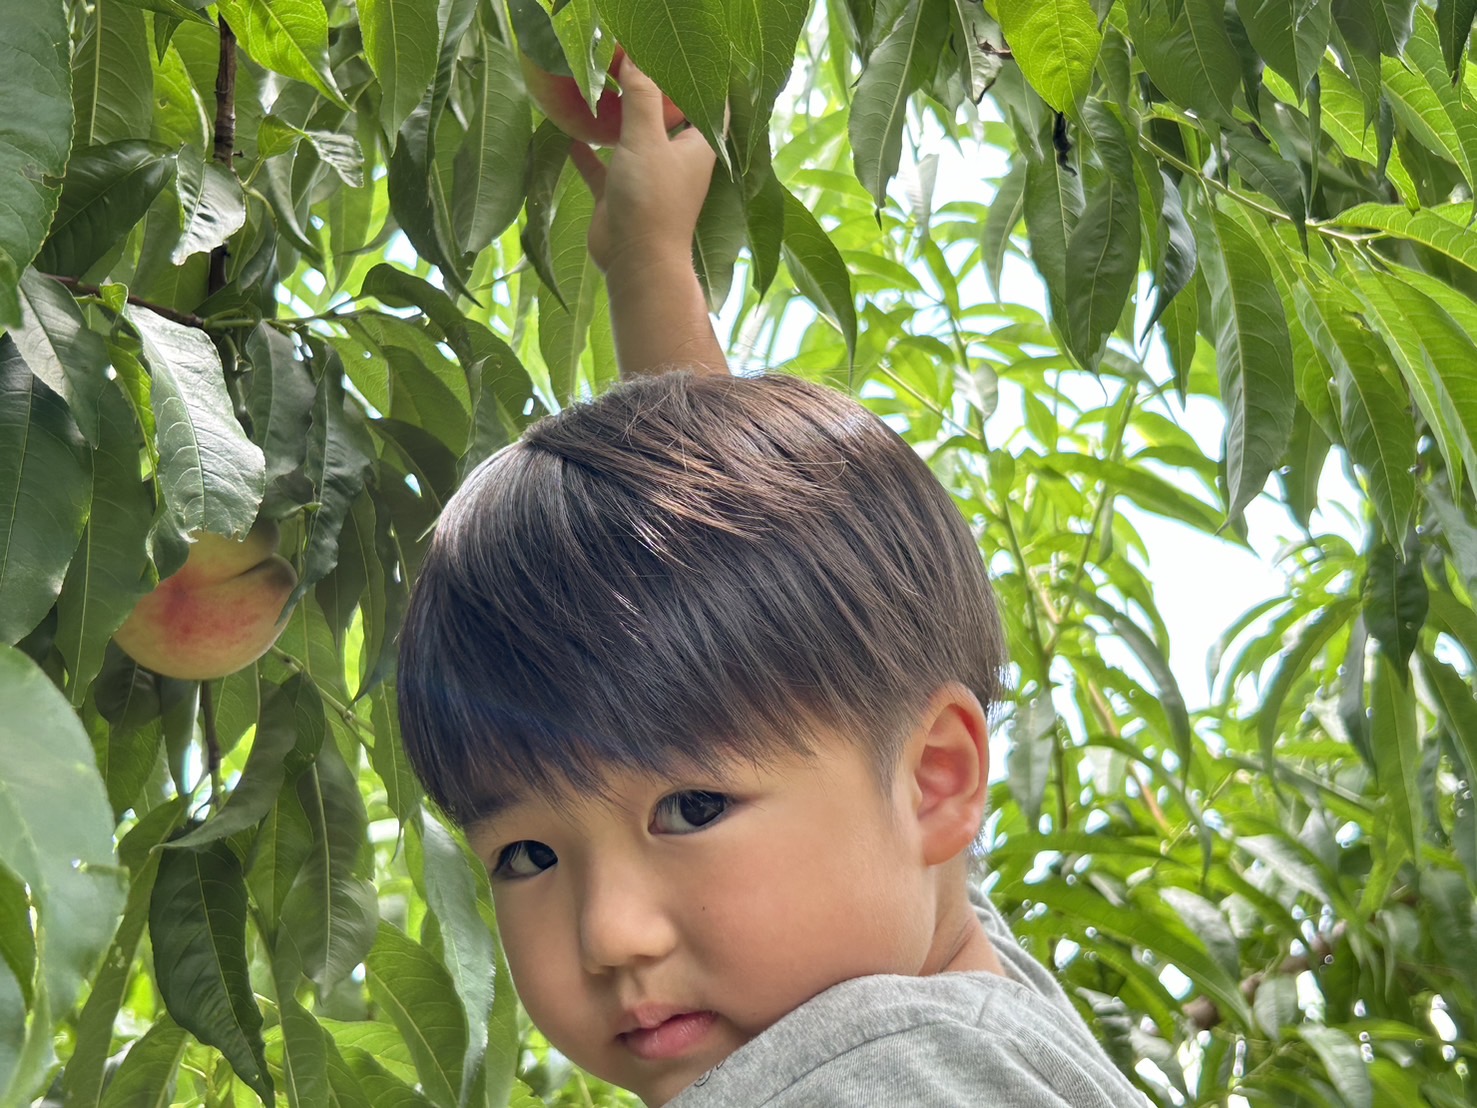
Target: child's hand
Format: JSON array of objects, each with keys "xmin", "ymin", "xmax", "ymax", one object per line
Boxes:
[{"xmin": 570, "ymin": 56, "xmax": 717, "ymax": 277}]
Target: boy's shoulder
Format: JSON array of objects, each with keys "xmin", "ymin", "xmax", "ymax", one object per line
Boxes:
[{"xmin": 669, "ymin": 888, "xmax": 1151, "ymax": 1108}]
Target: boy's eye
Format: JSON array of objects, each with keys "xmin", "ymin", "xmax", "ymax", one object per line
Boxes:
[
  {"xmin": 651, "ymin": 790, "xmax": 731, "ymax": 834},
  {"xmin": 493, "ymin": 840, "xmax": 557, "ymax": 879}
]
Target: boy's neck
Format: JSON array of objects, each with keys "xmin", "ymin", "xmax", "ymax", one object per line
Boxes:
[{"xmin": 926, "ymin": 891, "xmax": 1007, "ymax": 977}]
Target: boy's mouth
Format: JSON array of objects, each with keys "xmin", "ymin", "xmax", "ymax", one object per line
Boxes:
[{"xmin": 618, "ymin": 1009, "xmax": 718, "ymax": 1061}]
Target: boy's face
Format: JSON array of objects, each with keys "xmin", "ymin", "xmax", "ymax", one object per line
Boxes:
[{"xmin": 468, "ymin": 732, "xmax": 940, "ymax": 1106}]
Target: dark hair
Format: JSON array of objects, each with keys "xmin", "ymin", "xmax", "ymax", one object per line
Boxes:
[{"xmin": 397, "ymin": 371, "xmax": 1007, "ymax": 827}]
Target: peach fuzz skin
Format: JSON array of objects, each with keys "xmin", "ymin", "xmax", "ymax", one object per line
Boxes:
[
  {"xmin": 113, "ymin": 522, "xmax": 297, "ymax": 680},
  {"xmin": 520, "ymin": 47, "xmax": 685, "ymax": 146}
]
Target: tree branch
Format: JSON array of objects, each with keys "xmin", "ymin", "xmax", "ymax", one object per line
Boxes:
[{"xmin": 42, "ymin": 275, "xmax": 208, "ymax": 329}]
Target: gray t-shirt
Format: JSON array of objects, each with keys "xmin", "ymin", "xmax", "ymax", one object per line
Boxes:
[{"xmin": 667, "ymin": 885, "xmax": 1149, "ymax": 1106}]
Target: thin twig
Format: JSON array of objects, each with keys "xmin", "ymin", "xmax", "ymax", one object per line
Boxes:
[{"xmin": 42, "ymin": 274, "xmax": 208, "ymax": 328}]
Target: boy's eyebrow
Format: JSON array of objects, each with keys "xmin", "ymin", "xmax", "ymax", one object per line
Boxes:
[{"xmin": 461, "ymin": 789, "xmax": 525, "ymax": 832}]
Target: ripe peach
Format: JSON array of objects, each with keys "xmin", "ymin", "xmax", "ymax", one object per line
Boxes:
[
  {"xmin": 113, "ymin": 520, "xmax": 297, "ymax": 680},
  {"xmin": 520, "ymin": 47, "xmax": 685, "ymax": 146}
]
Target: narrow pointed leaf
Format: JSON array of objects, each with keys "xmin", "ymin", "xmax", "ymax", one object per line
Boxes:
[
  {"xmin": 419, "ymin": 815, "xmax": 497, "ymax": 1105},
  {"xmin": 1127, "ymin": 0, "xmax": 1241, "ymax": 126},
  {"xmin": 781, "ymin": 187, "xmax": 857, "ymax": 368},
  {"xmin": 451, "ymin": 33, "xmax": 529, "ymax": 255},
  {"xmin": 997, "ymin": 0, "xmax": 1100, "ymax": 112},
  {"xmin": 0, "ymin": 0, "xmax": 71, "ymax": 329},
  {"xmin": 0, "ymin": 338, "xmax": 91, "ymax": 645},
  {"xmin": 36, "ymin": 141, "xmax": 175, "ymax": 279},
  {"xmin": 360, "ymin": 0, "xmax": 440, "ymax": 139},
  {"xmin": 96, "ymin": 1016, "xmax": 190, "ymax": 1108},
  {"xmin": 172, "ymin": 149, "xmax": 246, "ymax": 264},
  {"xmin": 0, "ymin": 645, "xmax": 126, "ymax": 1097},
  {"xmin": 54, "ymin": 382, "xmax": 152, "ymax": 705},
  {"xmin": 1194, "ymin": 207, "xmax": 1295, "ymax": 519},
  {"xmin": 72, "ymin": 0, "xmax": 152, "ymax": 147},
  {"xmin": 599, "ymin": 0, "xmax": 732, "ymax": 172},
  {"xmin": 538, "ymin": 172, "xmax": 599, "ymax": 404},
  {"xmin": 13, "ymin": 270, "xmax": 108, "ymax": 446},
  {"xmin": 218, "ymin": 0, "xmax": 345, "ymax": 105},
  {"xmin": 366, "ymin": 923, "xmax": 467, "ymax": 1108},
  {"xmin": 128, "ymin": 306, "xmax": 266, "ymax": 540},
  {"xmin": 150, "ymin": 838, "xmax": 273, "ymax": 1102},
  {"xmin": 849, "ymin": 0, "xmax": 950, "ymax": 208}
]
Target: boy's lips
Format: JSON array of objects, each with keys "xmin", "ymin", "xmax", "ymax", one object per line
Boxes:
[{"xmin": 618, "ymin": 1008, "xmax": 718, "ymax": 1061}]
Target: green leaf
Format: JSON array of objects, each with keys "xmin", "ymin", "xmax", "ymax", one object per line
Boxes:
[
  {"xmin": 1371, "ymin": 643, "xmax": 1423, "ymax": 861},
  {"xmin": 1062, "ymin": 100, "xmax": 1139, "ymax": 371},
  {"xmin": 366, "ymin": 922, "xmax": 468, "ymax": 1108},
  {"xmin": 360, "ymin": 0, "xmax": 440, "ymax": 140},
  {"xmin": 781, "ymin": 187, "xmax": 857, "ymax": 369},
  {"xmin": 1294, "ymin": 283, "xmax": 1416, "ymax": 545},
  {"xmin": 1437, "ymin": 0, "xmax": 1477, "ymax": 78},
  {"xmin": 289, "ymin": 350, "xmax": 377, "ymax": 607},
  {"xmin": 0, "ymin": 337, "xmax": 91, "ymax": 646},
  {"xmin": 538, "ymin": 170, "xmax": 600, "ymax": 403},
  {"xmin": 418, "ymin": 815, "xmax": 497, "ymax": 1105},
  {"xmin": 36, "ymin": 141, "xmax": 176, "ymax": 279},
  {"xmin": 72, "ymin": 0, "xmax": 153, "ymax": 147},
  {"xmin": 54, "ymin": 383, "xmax": 152, "ymax": 705},
  {"xmin": 1225, "ymin": 133, "xmax": 1306, "ymax": 245},
  {"xmin": 599, "ymin": 0, "xmax": 732, "ymax": 172},
  {"xmin": 1332, "ymin": 202, "xmax": 1477, "ymax": 274},
  {"xmin": 0, "ymin": 644, "xmax": 126, "ymax": 1103},
  {"xmin": 693, "ymin": 166, "xmax": 747, "ymax": 311},
  {"xmin": 1238, "ymin": 0, "xmax": 1331, "ymax": 91},
  {"xmin": 727, "ymin": 0, "xmax": 810, "ymax": 169},
  {"xmin": 452, "ymin": 32, "xmax": 530, "ymax": 256},
  {"xmin": 64, "ymin": 802, "xmax": 183, "ymax": 1108},
  {"xmin": 848, "ymin": 0, "xmax": 950, "ymax": 208},
  {"xmin": 981, "ymin": 160, "xmax": 1025, "ymax": 300},
  {"xmin": 0, "ymin": 0, "xmax": 71, "ymax": 330},
  {"xmin": 518, "ymin": 120, "xmax": 571, "ymax": 304},
  {"xmin": 1417, "ymin": 651, "xmax": 1477, "ymax": 794},
  {"xmin": 245, "ymin": 322, "xmax": 317, "ymax": 484},
  {"xmin": 150, "ymin": 838, "xmax": 273, "ymax": 1102},
  {"xmin": 218, "ymin": 0, "xmax": 345, "ymax": 106},
  {"xmin": 277, "ymin": 995, "xmax": 330, "ymax": 1108},
  {"xmin": 247, "ymin": 781, "xmax": 315, "ymax": 929},
  {"xmin": 1255, "ymin": 599, "xmax": 1358, "ymax": 776},
  {"xmin": 1193, "ymin": 206, "xmax": 1295, "ymax": 519},
  {"xmin": 1005, "ymin": 694, "xmax": 1056, "ymax": 828},
  {"xmin": 1364, "ymin": 538, "xmax": 1428, "ymax": 681},
  {"xmin": 1298, "ymin": 1025, "xmax": 1373, "ymax": 1108},
  {"xmin": 1346, "ymin": 267, "xmax": 1477, "ymax": 499},
  {"xmin": 279, "ymin": 742, "xmax": 379, "ymax": 991},
  {"xmin": 996, "ymin": 0, "xmax": 1100, "ymax": 113},
  {"xmin": 172, "ymin": 677, "xmax": 321, "ymax": 847},
  {"xmin": 742, "ymin": 156, "xmax": 785, "ymax": 299},
  {"xmin": 97, "ymin": 1015, "xmax": 190, "ymax": 1108},
  {"xmin": 171, "ymin": 148, "xmax": 246, "ymax": 264},
  {"xmin": 1127, "ymin": 0, "xmax": 1242, "ymax": 126},
  {"xmin": 128, "ymin": 305, "xmax": 267, "ymax": 540},
  {"xmin": 12, "ymin": 269, "xmax": 108, "ymax": 445}
]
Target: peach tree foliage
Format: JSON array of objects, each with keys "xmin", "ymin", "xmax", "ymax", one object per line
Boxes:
[{"xmin": 3, "ymin": 0, "xmax": 1477, "ymax": 1103}]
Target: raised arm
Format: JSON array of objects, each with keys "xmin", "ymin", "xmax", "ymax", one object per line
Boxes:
[{"xmin": 570, "ymin": 58, "xmax": 727, "ymax": 378}]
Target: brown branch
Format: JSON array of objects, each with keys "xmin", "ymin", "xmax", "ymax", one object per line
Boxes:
[
  {"xmin": 43, "ymin": 275, "xmax": 208, "ymax": 329},
  {"xmin": 209, "ymin": 18, "xmax": 237, "ymax": 296}
]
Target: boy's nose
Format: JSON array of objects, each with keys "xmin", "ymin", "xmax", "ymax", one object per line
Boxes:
[{"xmin": 576, "ymin": 862, "xmax": 680, "ymax": 973}]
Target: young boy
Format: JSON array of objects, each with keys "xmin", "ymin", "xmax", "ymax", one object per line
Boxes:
[{"xmin": 397, "ymin": 60, "xmax": 1150, "ymax": 1108}]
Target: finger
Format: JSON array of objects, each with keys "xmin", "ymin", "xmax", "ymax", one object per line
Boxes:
[
  {"xmin": 615, "ymin": 54, "xmax": 669, "ymax": 147},
  {"xmin": 569, "ymin": 141, "xmax": 607, "ymax": 199},
  {"xmin": 671, "ymin": 125, "xmax": 718, "ymax": 177}
]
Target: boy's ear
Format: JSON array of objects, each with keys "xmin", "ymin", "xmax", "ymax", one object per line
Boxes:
[{"xmin": 900, "ymin": 683, "xmax": 990, "ymax": 867}]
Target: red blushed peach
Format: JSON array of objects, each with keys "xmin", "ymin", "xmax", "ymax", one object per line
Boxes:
[{"xmin": 113, "ymin": 521, "xmax": 297, "ymax": 680}]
